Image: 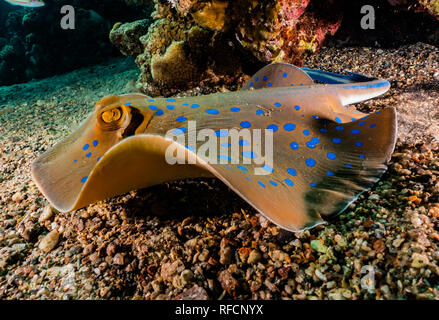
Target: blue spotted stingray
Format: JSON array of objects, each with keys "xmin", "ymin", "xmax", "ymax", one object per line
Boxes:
[{"xmin": 31, "ymin": 63, "xmax": 397, "ymax": 231}]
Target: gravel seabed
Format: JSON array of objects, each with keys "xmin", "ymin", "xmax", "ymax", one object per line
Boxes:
[{"xmin": 0, "ymin": 44, "xmax": 438, "ymax": 300}]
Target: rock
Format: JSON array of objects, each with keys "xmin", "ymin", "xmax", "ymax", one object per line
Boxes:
[
  {"xmin": 113, "ymin": 253, "xmax": 125, "ymax": 265},
  {"xmin": 219, "ymin": 238, "xmax": 232, "ymax": 265},
  {"xmin": 181, "ymin": 269, "xmax": 194, "ymax": 283},
  {"xmin": 247, "ymin": 250, "xmax": 262, "ymax": 264},
  {"xmin": 174, "ymin": 285, "xmax": 209, "ymax": 300},
  {"xmin": 218, "ymin": 270, "xmax": 239, "ymax": 296},
  {"xmin": 109, "ymin": 19, "xmax": 151, "ymax": 56},
  {"xmin": 160, "ymin": 260, "xmax": 185, "ymax": 282},
  {"xmin": 38, "ymin": 206, "xmax": 54, "ymax": 224},
  {"xmin": 411, "ymin": 252, "xmax": 429, "ymax": 268},
  {"xmin": 310, "ymin": 239, "xmax": 328, "ymax": 253},
  {"xmin": 38, "ymin": 230, "xmax": 60, "ymax": 253}
]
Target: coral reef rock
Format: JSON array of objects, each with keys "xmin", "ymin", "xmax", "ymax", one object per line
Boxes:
[
  {"xmin": 388, "ymin": 0, "xmax": 439, "ymax": 20},
  {"xmin": 111, "ymin": 0, "xmax": 343, "ymax": 95}
]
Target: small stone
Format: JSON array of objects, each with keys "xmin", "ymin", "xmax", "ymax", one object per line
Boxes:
[
  {"xmin": 11, "ymin": 192, "xmax": 23, "ymax": 203},
  {"xmin": 218, "ymin": 270, "xmax": 239, "ymax": 296},
  {"xmin": 310, "ymin": 239, "xmax": 327, "ymax": 253},
  {"xmin": 174, "ymin": 285, "xmax": 209, "ymax": 300},
  {"xmin": 39, "ymin": 206, "xmax": 54, "ymax": 224},
  {"xmin": 411, "ymin": 253, "xmax": 429, "ymax": 268},
  {"xmin": 247, "ymin": 250, "xmax": 261, "ymax": 264},
  {"xmin": 181, "ymin": 269, "xmax": 194, "ymax": 283},
  {"xmin": 38, "ymin": 230, "xmax": 60, "ymax": 253},
  {"xmin": 113, "ymin": 253, "xmax": 125, "ymax": 265}
]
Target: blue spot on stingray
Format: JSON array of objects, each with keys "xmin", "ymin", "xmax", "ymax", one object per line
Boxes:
[
  {"xmin": 263, "ymin": 75, "xmax": 267, "ymax": 81},
  {"xmin": 250, "ymin": 82, "xmax": 254, "ymax": 87},
  {"xmin": 182, "ymin": 103, "xmax": 189, "ymax": 106},
  {"xmin": 294, "ymin": 105, "xmax": 300, "ymax": 111},
  {"xmin": 242, "ymin": 151, "xmax": 257, "ymax": 159},
  {"xmin": 166, "ymin": 98, "xmax": 176, "ymax": 102},
  {"xmin": 176, "ymin": 116, "xmax": 187, "ymax": 122},
  {"xmin": 225, "ymin": 166, "xmax": 231, "ymax": 170},
  {"xmin": 80, "ymin": 176, "xmax": 88, "ymax": 183},
  {"xmin": 351, "ymin": 129, "xmax": 360, "ymax": 134},
  {"xmin": 256, "ymin": 110, "xmax": 264, "ymax": 115},
  {"xmin": 310, "ymin": 183, "xmax": 317, "ymax": 187},
  {"xmin": 352, "ymin": 118, "xmax": 357, "ymax": 121},
  {"xmin": 320, "ymin": 128, "xmax": 328, "ymax": 133},
  {"xmin": 231, "ymin": 107, "xmax": 240, "ymax": 112},
  {"xmin": 335, "ymin": 117, "xmax": 342, "ymax": 123},
  {"xmin": 156, "ymin": 109, "xmax": 164, "ymax": 116},
  {"xmin": 300, "ymin": 83, "xmax": 304, "ymax": 86},
  {"xmin": 147, "ymin": 99, "xmax": 155, "ymax": 102},
  {"xmin": 86, "ymin": 152, "xmax": 92, "ymax": 158},
  {"xmin": 358, "ymin": 121, "xmax": 365, "ymax": 126},
  {"xmin": 92, "ymin": 140, "xmax": 98, "ymax": 147},
  {"xmin": 221, "ymin": 142, "xmax": 231, "ymax": 147},
  {"xmin": 206, "ymin": 109, "xmax": 219, "ymax": 115},
  {"xmin": 255, "ymin": 77, "xmax": 259, "ymax": 81},
  {"xmin": 289, "ymin": 142, "xmax": 299, "ymax": 150},
  {"xmin": 290, "ymin": 84, "xmax": 295, "ymax": 86},
  {"xmin": 282, "ymin": 72, "xmax": 287, "ymax": 78},
  {"xmin": 355, "ymin": 141, "xmax": 363, "ymax": 147},
  {"xmin": 148, "ymin": 105, "xmax": 157, "ymax": 111},
  {"xmin": 73, "ymin": 159, "xmax": 77, "ymax": 163},
  {"xmin": 267, "ymin": 82, "xmax": 272, "ymax": 87},
  {"xmin": 267, "ymin": 124, "xmax": 278, "ymax": 132},
  {"xmin": 306, "ymin": 137, "xmax": 320, "ymax": 149},
  {"xmin": 327, "ymin": 152, "xmax": 337, "ymax": 160},
  {"xmin": 285, "ymin": 179, "xmax": 294, "ymax": 187},
  {"xmin": 332, "ymin": 138, "xmax": 341, "ymax": 144},
  {"xmin": 237, "ymin": 165, "xmax": 248, "ymax": 172},
  {"xmin": 240, "ymin": 121, "xmax": 251, "ymax": 128},
  {"xmin": 191, "ymin": 104, "xmax": 200, "ymax": 109},
  {"xmin": 269, "ymin": 180, "xmax": 278, "ymax": 186},
  {"xmin": 283, "ymin": 123, "xmax": 296, "ymax": 131},
  {"xmin": 218, "ymin": 155, "xmax": 231, "ymax": 161},
  {"xmin": 359, "ymin": 154, "xmax": 365, "ymax": 159},
  {"xmin": 287, "ymin": 168, "xmax": 297, "ymax": 176},
  {"xmin": 326, "ymin": 171, "xmax": 335, "ymax": 176},
  {"xmin": 173, "ymin": 128, "xmax": 187, "ymax": 134},
  {"xmin": 303, "ymin": 129, "xmax": 310, "ymax": 136},
  {"xmin": 215, "ymin": 129, "xmax": 229, "ymax": 137},
  {"xmin": 246, "ymin": 177, "xmax": 251, "ymax": 181},
  {"xmin": 83, "ymin": 144, "xmax": 89, "ymax": 151},
  {"xmin": 336, "ymin": 126, "xmax": 344, "ymax": 131},
  {"xmin": 258, "ymin": 181, "xmax": 266, "ymax": 188},
  {"xmin": 166, "ymin": 105, "xmax": 175, "ymax": 110},
  {"xmin": 345, "ymin": 164, "xmax": 352, "ymax": 168},
  {"xmin": 370, "ymin": 124, "xmax": 376, "ymax": 128},
  {"xmin": 124, "ymin": 102, "xmax": 132, "ymax": 106},
  {"xmin": 186, "ymin": 145, "xmax": 196, "ymax": 151},
  {"xmin": 305, "ymin": 158, "xmax": 316, "ymax": 167},
  {"xmin": 239, "ymin": 139, "xmax": 250, "ymax": 146},
  {"xmin": 312, "ymin": 115, "xmax": 320, "ymax": 120},
  {"xmin": 274, "ymin": 102, "xmax": 281, "ymax": 107},
  {"xmin": 262, "ymin": 165, "xmax": 274, "ymax": 173}
]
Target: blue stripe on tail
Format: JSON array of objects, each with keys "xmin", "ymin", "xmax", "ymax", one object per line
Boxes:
[{"xmin": 300, "ymin": 68, "xmax": 373, "ymax": 84}]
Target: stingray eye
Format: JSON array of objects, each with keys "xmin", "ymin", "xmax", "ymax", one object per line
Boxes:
[{"xmin": 101, "ymin": 108, "xmax": 121, "ymax": 123}]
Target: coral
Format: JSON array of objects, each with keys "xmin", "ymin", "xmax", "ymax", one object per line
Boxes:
[
  {"xmin": 110, "ymin": 19, "xmax": 151, "ymax": 56},
  {"xmin": 388, "ymin": 0, "xmax": 439, "ymax": 19},
  {"xmin": 111, "ymin": 0, "xmax": 343, "ymax": 95}
]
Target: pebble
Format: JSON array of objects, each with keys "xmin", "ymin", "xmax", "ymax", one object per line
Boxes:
[
  {"xmin": 38, "ymin": 206, "xmax": 54, "ymax": 224},
  {"xmin": 38, "ymin": 230, "xmax": 60, "ymax": 253},
  {"xmin": 247, "ymin": 250, "xmax": 261, "ymax": 264}
]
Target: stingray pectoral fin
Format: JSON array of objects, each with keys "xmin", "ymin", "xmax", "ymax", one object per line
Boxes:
[
  {"xmin": 306, "ymin": 107, "xmax": 397, "ymax": 220},
  {"xmin": 32, "ymin": 135, "xmax": 213, "ymax": 212}
]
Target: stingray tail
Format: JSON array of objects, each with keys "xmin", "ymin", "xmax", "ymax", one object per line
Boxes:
[{"xmin": 301, "ymin": 67, "xmax": 390, "ymax": 106}]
